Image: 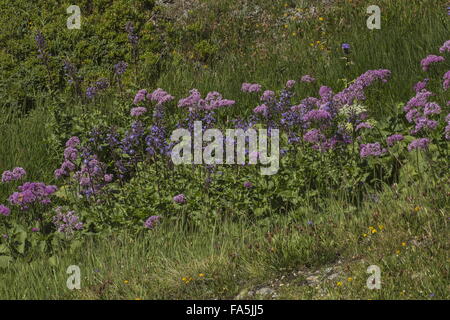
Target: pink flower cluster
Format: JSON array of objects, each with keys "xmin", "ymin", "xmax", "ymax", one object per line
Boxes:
[
  {"xmin": 300, "ymin": 75, "xmax": 316, "ymax": 83},
  {"xmin": 133, "ymin": 88, "xmax": 174, "ymax": 106},
  {"xmin": 439, "ymin": 40, "xmax": 450, "ymax": 53},
  {"xmin": 178, "ymin": 89, "xmax": 235, "ymax": 111},
  {"xmin": 253, "ymin": 104, "xmax": 269, "ymax": 117},
  {"xmin": 148, "ymin": 88, "xmax": 174, "ymax": 105},
  {"xmin": 241, "ymin": 83, "xmax": 262, "ymax": 92}
]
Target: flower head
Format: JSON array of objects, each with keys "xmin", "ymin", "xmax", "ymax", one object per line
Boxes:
[
  {"xmin": 300, "ymin": 75, "xmax": 316, "ymax": 83},
  {"xmin": 0, "ymin": 205, "xmax": 11, "ymax": 216},
  {"xmin": 407, "ymin": 138, "xmax": 430, "ymax": 151},
  {"xmin": 173, "ymin": 194, "xmax": 186, "ymax": 204},
  {"xmin": 420, "ymin": 55, "xmax": 445, "ymax": 72},
  {"xmin": 144, "ymin": 215, "xmax": 161, "ymax": 229},
  {"xmin": 342, "ymin": 43, "xmax": 350, "ymax": 54},
  {"xmin": 386, "ymin": 134, "xmax": 404, "ymax": 147}
]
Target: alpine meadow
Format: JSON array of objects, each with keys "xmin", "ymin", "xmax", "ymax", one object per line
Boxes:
[{"xmin": 0, "ymin": 0, "xmax": 448, "ymax": 300}]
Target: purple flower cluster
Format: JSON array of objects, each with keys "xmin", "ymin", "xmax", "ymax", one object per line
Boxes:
[
  {"xmin": 439, "ymin": 40, "xmax": 450, "ymax": 53},
  {"xmin": 253, "ymin": 104, "xmax": 269, "ymax": 116},
  {"xmin": 260, "ymin": 90, "xmax": 275, "ymax": 102},
  {"xmin": 144, "ymin": 215, "xmax": 161, "ymax": 229},
  {"xmin": 173, "ymin": 194, "xmax": 186, "ymax": 204},
  {"xmin": 407, "ymin": 138, "xmax": 430, "ymax": 152},
  {"xmin": 0, "ymin": 205, "xmax": 10, "ymax": 216},
  {"xmin": 303, "ymin": 109, "xmax": 331, "ymax": 122},
  {"xmin": 130, "ymin": 107, "xmax": 148, "ymax": 117},
  {"xmin": 9, "ymin": 182, "xmax": 57, "ymax": 210},
  {"xmin": 404, "ymin": 90, "xmax": 441, "ymax": 135},
  {"xmin": 73, "ymin": 157, "xmax": 110, "ymax": 197},
  {"xmin": 241, "ymin": 83, "xmax": 262, "ymax": 92},
  {"xmin": 286, "ymin": 80, "xmax": 296, "ymax": 89},
  {"xmin": 145, "ymin": 124, "xmax": 170, "ymax": 156},
  {"xmin": 121, "ymin": 121, "xmax": 145, "ymax": 157},
  {"xmin": 404, "ymin": 90, "xmax": 434, "ymax": 115},
  {"xmin": 125, "ymin": 21, "xmax": 138, "ymax": 46},
  {"xmin": 443, "ymin": 70, "xmax": 450, "ymax": 91},
  {"xmin": 1, "ymin": 167, "xmax": 26, "ymax": 183},
  {"xmin": 178, "ymin": 89, "xmax": 235, "ymax": 111},
  {"xmin": 243, "ymin": 181, "xmax": 253, "ymax": 188},
  {"xmin": 133, "ymin": 89, "xmax": 148, "ymax": 104},
  {"xmin": 114, "ymin": 61, "xmax": 128, "ymax": 75},
  {"xmin": 303, "ymin": 129, "xmax": 325, "ymax": 144},
  {"xmin": 319, "ymin": 86, "xmax": 334, "ymax": 104},
  {"xmin": 444, "ymin": 113, "xmax": 450, "ymax": 140},
  {"xmin": 420, "ymin": 55, "xmax": 445, "ymax": 72},
  {"xmin": 148, "ymin": 88, "xmax": 174, "ymax": 105},
  {"xmin": 333, "ymin": 69, "xmax": 391, "ymax": 106},
  {"xmin": 55, "ymin": 137, "xmax": 80, "ymax": 179},
  {"xmin": 63, "ymin": 60, "xmax": 83, "ymax": 94},
  {"xmin": 410, "ymin": 116, "xmax": 438, "ymax": 135},
  {"xmin": 342, "ymin": 43, "xmax": 351, "ymax": 54},
  {"xmin": 386, "ymin": 134, "xmax": 404, "ymax": 147},
  {"xmin": 360, "ymin": 143, "xmax": 386, "ymax": 158},
  {"xmin": 356, "ymin": 122, "xmax": 373, "ymax": 131},
  {"xmin": 300, "ymin": 75, "xmax": 316, "ymax": 83},
  {"xmin": 66, "ymin": 136, "xmax": 81, "ymax": 148},
  {"xmin": 53, "ymin": 207, "xmax": 83, "ymax": 234},
  {"xmin": 413, "ymin": 78, "xmax": 429, "ymax": 93},
  {"xmin": 35, "ymin": 31, "xmax": 48, "ymax": 61}
]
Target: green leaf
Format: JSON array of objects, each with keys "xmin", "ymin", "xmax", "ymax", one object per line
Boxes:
[
  {"xmin": 48, "ymin": 255, "xmax": 58, "ymax": 266},
  {"xmin": 0, "ymin": 244, "xmax": 9, "ymax": 254}
]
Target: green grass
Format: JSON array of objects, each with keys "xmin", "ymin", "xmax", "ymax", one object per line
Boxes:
[{"xmin": 0, "ymin": 178, "xmax": 447, "ymax": 300}]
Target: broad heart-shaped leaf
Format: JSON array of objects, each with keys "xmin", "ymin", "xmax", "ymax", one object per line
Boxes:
[
  {"xmin": 14, "ymin": 231, "xmax": 28, "ymax": 254},
  {"xmin": 0, "ymin": 255, "xmax": 13, "ymax": 268}
]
